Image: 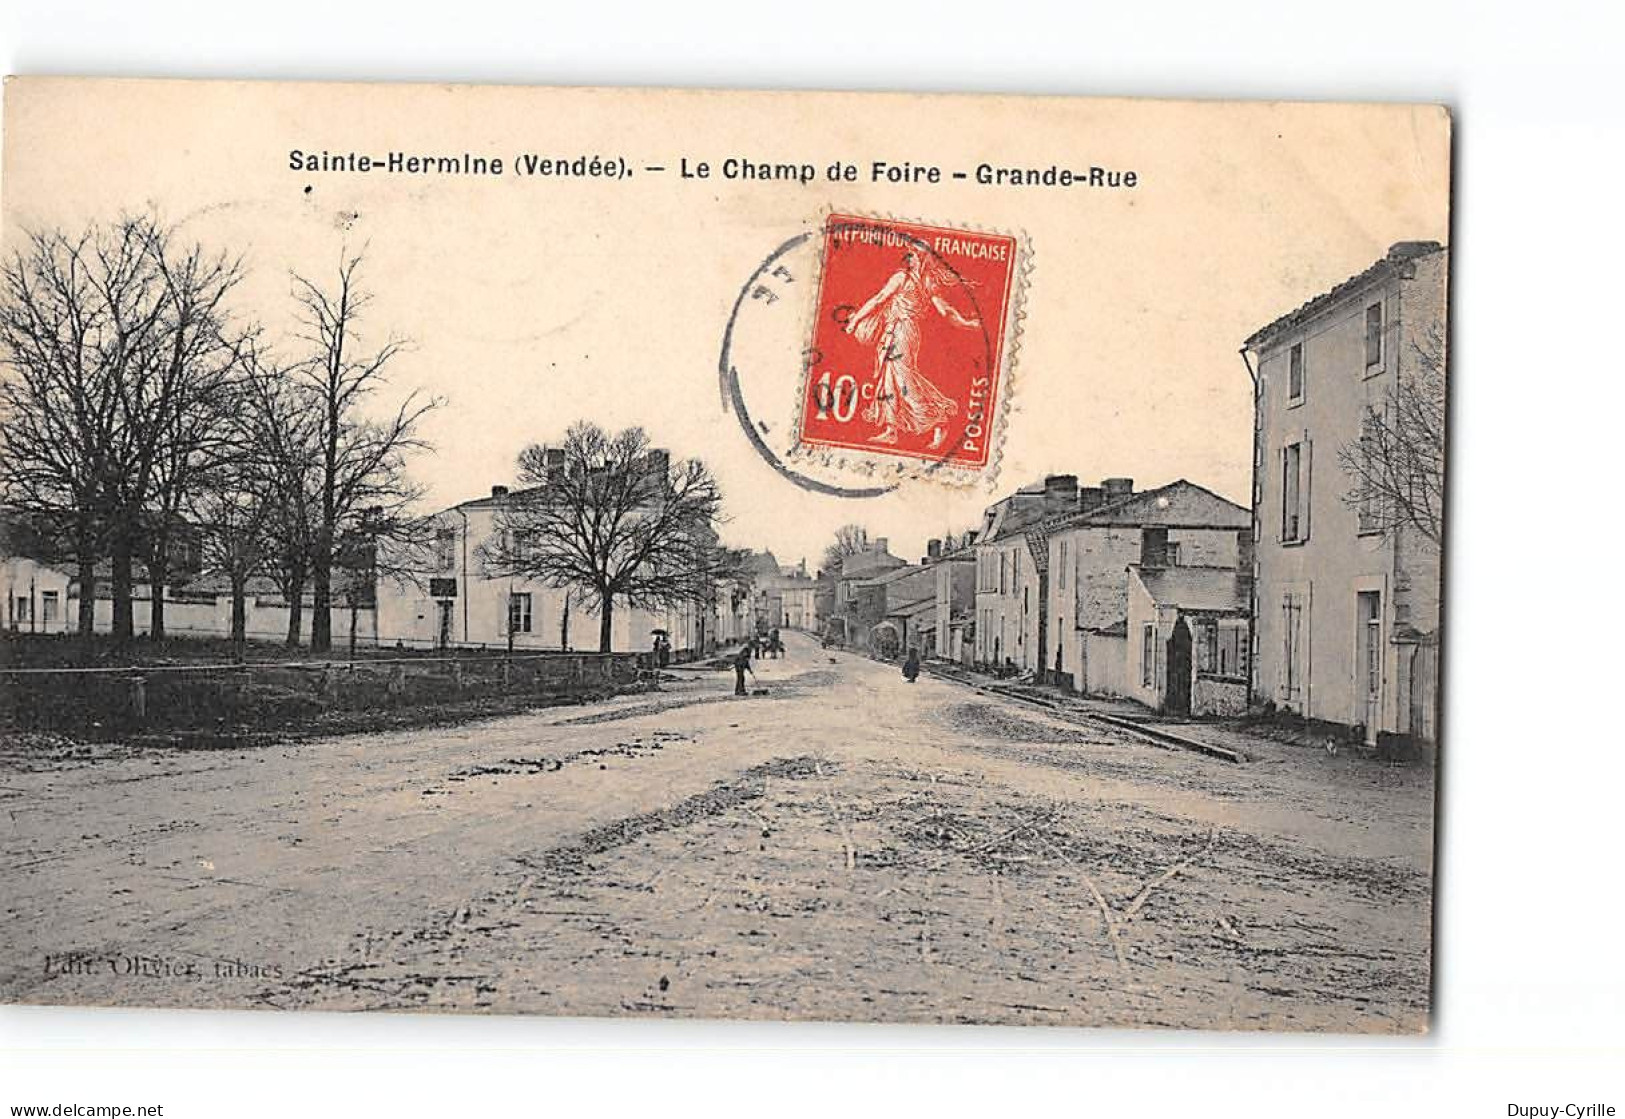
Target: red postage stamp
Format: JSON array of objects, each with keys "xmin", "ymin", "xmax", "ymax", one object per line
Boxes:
[{"xmin": 796, "ymin": 214, "xmax": 1024, "ymax": 476}]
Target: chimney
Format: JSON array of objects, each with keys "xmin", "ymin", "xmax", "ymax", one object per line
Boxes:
[
  {"xmin": 1043, "ymin": 474, "xmax": 1079, "ymax": 512},
  {"xmin": 1076, "ymin": 486, "xmax": 1106, "ymax": 513},
  {"xmin": 927, "ymin": 538, "xmax": 942, "ymax": 560},
  {"xmin": 1140, "ymin": 526, "xmax": 1169, "ymax": 569},
  {"xmin": 1102, "ymin": 477, "xmax": 1134, "ymax": 504},
  {"xmin": 543, "ymin": 446, "xmax": 566, "ymax": 481},
  {"xmin": 873, "ymin": 537, "xmax": 889, "ymax": 555},
  {"xmin": 1388, "ymin": 240, "xmax": 1442, "ymax": 262},
  {"xmin": 490, "ymin": 484, "xmax": 509, "ymax": 500}
]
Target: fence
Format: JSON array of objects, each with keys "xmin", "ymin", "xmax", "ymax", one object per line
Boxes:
[{"xmin": 0, "ymin": 649, "xmax": 649, "ymax": 737}]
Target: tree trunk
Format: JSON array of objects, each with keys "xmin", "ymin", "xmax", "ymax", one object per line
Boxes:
[
  {"xmin": 598, "ymin": 597, "xmax": 614, "ymax": 653},
  {"xmin": 310, "ymin": 545, "xmax": 332, "ymax": 652},
  {"xmin": 284, "ymin": 561, "xmax": 306, "ymax": 647},
  {"xmin": 146, "ymin": 552, "xmax": 168, "ymax": 642},
  {"xmin": 230, "ymin": 572, "xmax": 248, "ymax": 655},
  {"xmin": 109, "ymin": 531, "xmax": 135, "ymax": 644},
  {"xmin": 74, "ymin": 524, "xmax": 97, "ymax": 639}
]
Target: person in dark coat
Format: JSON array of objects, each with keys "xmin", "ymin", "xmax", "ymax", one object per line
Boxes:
[
  {"xmin": 734, "ymin": 644, "xmax": 754, "ymax": 696},
  {"xmin": 902, "ymin": 647, "xmax": 921, "ymax": 682}
]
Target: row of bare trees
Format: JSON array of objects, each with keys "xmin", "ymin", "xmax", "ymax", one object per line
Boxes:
[{"xmin": 0, "ymin": 215, "xmax": 436, "ymax": 654}]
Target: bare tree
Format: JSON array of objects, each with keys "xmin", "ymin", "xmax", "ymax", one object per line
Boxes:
[
  {"xmin": 1338, "ymin": 324, "xmax": 1446, "ymax": 547},
  {"xmin": 820, "ymin": 523, "xmax": 870, "ymax": 576},
  {"xmin": 289, "ymin": 250, "xmax": 437, "ymax": 651},
  {"xmin": 0, "ymin": 216, "xmax": 247, "ymax": 646},
  {"xmin": 135, "ymin": 223, "xmax": 251, "ymax": 640},
  {"xmin": 185, "ymin": 349, "xmax": 290, "ymax": 655},
  {"xmin": 482, "ymin": 422, "xmax": 738, "ymax": 653}
]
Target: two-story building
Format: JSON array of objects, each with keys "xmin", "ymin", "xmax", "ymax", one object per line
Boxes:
[
  {"xmin": 973, "ymin": 475, "xmax": 1087, "ymax": 674},
  {"xmin": 928, "ymin": 535, "xmax": 977, "ymax": 662},
  {"xmin": 1244, "ymin": 241, "xmax": 1446, "ymax": 750},
  {"xmin": 828, "ymin": 539, "xmax": 907, "ymax": 648},
  {"xmin": 1046, "ymin": 479, "xmax": 1250, "ymax": 696},
  {"xmin": 375, "ymin": 447, "xmax": 718, "ymax": 655}
]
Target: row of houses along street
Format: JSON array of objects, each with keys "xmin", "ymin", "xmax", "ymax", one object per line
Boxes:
[
  {"xmin": 2, "ymin": 240, "xmax": 1445, "ymax": 756},
  {"xmin": 812, "ymin": 240, "xmax": 1446, "ymax": 757}
]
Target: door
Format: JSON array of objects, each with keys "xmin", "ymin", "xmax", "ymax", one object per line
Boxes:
[
  {"xmin": 1165, "ymin": 619, "xmax": 1193, "ymax": 716},
  {"xmin": 1357, "ymin": 591, "xmax": 1382, "ymax": 745},
  {"xmin": 436, "ymin": 600, "xmax": 454, "ymax": 649}
]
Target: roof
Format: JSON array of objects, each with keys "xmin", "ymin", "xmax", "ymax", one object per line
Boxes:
[
  {"xmin": 885, "ymin": 596, "xmax": 937, "ymax": 619},
  {"xmin": 1091, "ymin": 619, "xmax": 1128, "ymax": 638},
  {"xmin": 1244, "ymin": 241, "xmax": 1446, "ymax": 350},
  {"xmin": 1133, "ymin": 565, "xmax": 1248, "ymax": 615},
  {"xmin": 1046, "ymin": 479, "xmax": 1248, "ymax": 534},
  {"xmin": 854, "ymin": 563, "xmax": 929, "ymax": 589},
  {"xmin": 841, "ymin": 549, "xmax": 907, "ymax": 580}
]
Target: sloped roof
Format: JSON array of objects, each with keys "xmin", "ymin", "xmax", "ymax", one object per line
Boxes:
[
  {"xmin": 886, "ymin": 596, "xmax": 937, "ymax": 619},
  {"xmin": 1134, "ymin": 565, "xmax": 1248, "ymax": 615},
  {"xmin": 841, "ymin": 549, "xmax": 907, "ymax": 579},
  {"xmin": 1245, "ymin": 241, "xmax": 1446, "ymax": 350},
  {"xmin": 1048, "ymin": 479, "xmax": 1248, "ymax": 533}
]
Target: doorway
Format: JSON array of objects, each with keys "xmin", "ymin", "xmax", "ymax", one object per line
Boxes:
[
  {"xmin": 1165, "ymin": 618, "xmax": 1193, "ymax": 716},
  {"xmin": 436, "ymin": 600, "xmax": 454, "ymax": 649},
  {"xmin": 1356, "ymin": 591, "xmax": 1382, "ymax": 745}
]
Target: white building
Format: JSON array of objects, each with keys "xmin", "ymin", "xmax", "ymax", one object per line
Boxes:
[{"xmin": 375, "ymin": 467, "xmax": 718, "ymax": 656}]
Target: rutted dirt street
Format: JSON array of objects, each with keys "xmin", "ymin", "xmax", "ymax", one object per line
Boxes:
[{"xmin": 0, "ymin": 632, "xmax": 1435, "ymax": 1032}]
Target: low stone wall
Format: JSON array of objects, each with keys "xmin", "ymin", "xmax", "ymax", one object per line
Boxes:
[{"xmin": 1192, "ymin": 673, "xmax": 1247, "ymax": 717}]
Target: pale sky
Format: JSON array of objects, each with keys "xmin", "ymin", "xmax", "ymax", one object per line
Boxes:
[{"xmin": 2, "ymin": 80, "xmax": 1450, "ymax": 569}]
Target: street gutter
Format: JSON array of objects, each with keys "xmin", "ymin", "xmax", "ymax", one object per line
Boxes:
[{"xmin": 921, "ymin": 664, "xmax": 1246, "ymax": 765}]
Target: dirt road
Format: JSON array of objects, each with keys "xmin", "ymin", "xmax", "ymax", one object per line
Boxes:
[{"xmin": 0, "ymin": 632, "xmax": 1435, "ymax": 1032}]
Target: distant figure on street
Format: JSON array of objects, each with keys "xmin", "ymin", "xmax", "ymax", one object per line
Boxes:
[
  {"xmin": 770, "ymin": 628, "xmax": 782, "ymax": 658},
  {"xmin": 733, "ymin": 644, "xmax": 755, "ymax": 696},
  {"xmin": 902, "ymin": 647, "xmax": 921, "ymax": 683}
]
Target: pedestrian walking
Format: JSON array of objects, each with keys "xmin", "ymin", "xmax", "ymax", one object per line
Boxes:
[
  {"xmin": 770, "ymin": 627, "xmax": 782, "ymax": 658},
  {"xmin": 902, "ymin": 647, "xmax": 920, "ymax": 683},
  {"xmin": 733, "ymin": 644, "xmax": 755, "ymax": 696}
]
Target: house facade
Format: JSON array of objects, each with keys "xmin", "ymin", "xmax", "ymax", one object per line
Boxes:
[
  {"xmin": 2, "ymin": 556, "xmax": 72, "ymax": 634},
  {"xmin": 1045, "ymin": 480, "xmax": 1249, "ymax": 695},
  {"xmin": 375, "ymin": 457, "xmax": 719, "ymax": 655},
  {"xmin": 930, "ymin": 540, "xmax": 976, "ymax": 662},
  {"xmin": 1124, "ymin": 561, "xmax": 1251, "ymax": 717},
  {"xmin": 973, "ymin": 476, "xmax": 1085, "ymax": 673},
  {"xmin": 1245, "ymin": 241, "xmax": 1447, "ymax": 748}
]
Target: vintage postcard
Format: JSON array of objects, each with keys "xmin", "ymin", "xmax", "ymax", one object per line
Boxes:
[{"xmin": 0, "ymin": 78, "xmax": 1450, "ymax": 1033}]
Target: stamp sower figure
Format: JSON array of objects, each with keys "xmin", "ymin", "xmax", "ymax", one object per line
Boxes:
[
  {"xmin": 733, "ymin": 644, "xmax": 755, "ymax": 696},
  {"xmin": 845, "ymin": 249, "xmax": 981, "ymax": 446}
]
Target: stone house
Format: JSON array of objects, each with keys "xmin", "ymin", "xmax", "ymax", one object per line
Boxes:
[
  {"xmin": 1045, "ymin": 480, "xmax": 1250, "ymax": 694},
  {"xmin": 1124, "ymin": 559, "xmax": 1251, "ymax": 716},
  {"xmin": 1244, "ymin": 241, "xmax": 1446, "ymax": 749}
]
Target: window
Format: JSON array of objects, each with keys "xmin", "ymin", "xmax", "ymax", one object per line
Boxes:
[
  {"xmin": 435, "ymin": 528, "xmax": 457, "ymax": 571},
  {"xmin": 1365, "ymin": 302, "xmax": 1384, "ymax": 368},
  {"xmin": 1288, "ymin": 342, "xmax": 1305, "ymax": 401},
  {"xmin": 999, "ymin": 551, "xmax": 1008, "ymax": 595},
  {"xmin": 1196, "ymin": 620, "xmax": 1246, "ymax": 677},
  {"xmin": 507, "ymin": 592, "xmax": 533, "ymax": 634},
  {"xmin": 511, "ymin": 530, "xmax": 532, "ymax": 562},
  {"xmin": 1165, "ymin": 542, "xmax": 1182, "ymax": 567},
  {"xmin": 1057, "ymin": 539, "xmax": 1069, "ymax": 589},
  {"xmin": 1142, "ymin": 624, "xmax": 1156, "ymax": 688},
  {"xmin": 40, "ymin": 591, "xmax": 59, "ymax": 625},
  {"xmin": 1358, "ymin": 407, "xmax": 1383, "ymax": 533},
  {"xmin": 1281, "ymin": 441, "xmax": 1309, "ymax": 543}
]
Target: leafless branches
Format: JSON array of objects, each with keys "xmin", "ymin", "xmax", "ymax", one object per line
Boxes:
[
  {"xmin": 482, "ymin": 422, "xmax": 740, "ymax": 652},
  {"xmin": 1338, "ymin": 324, "xmax": 1446, "ymax": 548}
]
